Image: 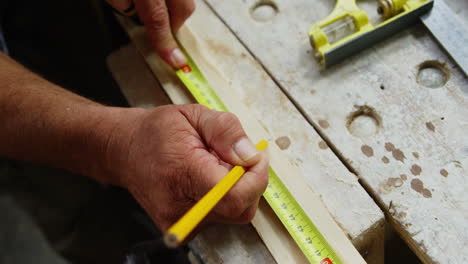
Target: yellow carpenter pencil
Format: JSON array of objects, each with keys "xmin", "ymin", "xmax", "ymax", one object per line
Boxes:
[{"xmin": 164, "ymin": 140, "xmax": 268, "ymax": 247}]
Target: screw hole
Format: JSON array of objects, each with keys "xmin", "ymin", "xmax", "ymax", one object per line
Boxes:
[
  {"xmin": 346, "ymin": 105, "xmax": 382, "ymax": 138},
  {"xmin": 416, "ymin": 60, "xmax": 450, "ymax": 88},
  {"xmin": 250, "ymin": 1, "xmax": 278, "ymax": 22},
  {"xmin": 380, "ymin": 84, "xmax": 385, "ymax": 90}
]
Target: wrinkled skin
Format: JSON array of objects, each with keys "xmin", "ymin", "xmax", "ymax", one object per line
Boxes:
[{"xmin": 107, "ymin": 105, "xmax": 269, "ymax": 233}]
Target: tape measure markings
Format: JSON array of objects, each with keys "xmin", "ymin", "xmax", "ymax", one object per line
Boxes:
[{"xmin": 176, "ymin": 52, "xmax": 342, "ymax": 264}]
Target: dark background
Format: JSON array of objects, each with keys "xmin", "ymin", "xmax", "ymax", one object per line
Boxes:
[{"xmin": 0, "ymin": 1, "xmax": 188, "ymax": 263}]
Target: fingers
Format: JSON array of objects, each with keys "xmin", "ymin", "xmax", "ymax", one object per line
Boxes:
[
  {"xmin": 208, "ymin": 198, "xmax": 260, "ymax": 225},
  {"xmin": 106, "ymin": 0, "xmax": 132, "ymax": 11},
  {"xmin": 166, "ymin": 0, "xmax": 195, "ymax": 32},
  {"xmin": 188, "ymin": 148, "xmax": 269, "ymax": 224},
  {"xmin": 178, "ymin": 104, "xmax": 269, "ymax": 224},
  {"xmin": 185, "ymin": 147, "xmax": 231, "ymax": 199},
  {"xmin": 214, "ymin": 152, "xmax": 269, "ymax": 222},
  {"xmin": 178, "ymin": 105, "xmax": 261, "ymax": 167},
  {"xmin": 133, "ymin": 0, "xmax": 187, "ymax": 68}
]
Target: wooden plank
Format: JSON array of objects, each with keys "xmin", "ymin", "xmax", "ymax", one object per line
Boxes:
[
  {"xmin": 117, "ymin": 16, "xmax": 372, "ymax": 264},
  {"xmin": 105, "ymin": 43, "xmax": 172, "ymax": 108},
  {"xmin": 205, "ymin": 0, "xmax": 468, "ymax": 263}
]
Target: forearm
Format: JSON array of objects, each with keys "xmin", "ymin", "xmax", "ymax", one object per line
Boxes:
[{"xmin": 0, "ymin": 52, "xmax": 138, "ymax": 184}]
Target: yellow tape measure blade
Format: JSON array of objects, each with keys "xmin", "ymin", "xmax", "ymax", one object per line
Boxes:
[
  {"xmin": 264, "ymin": 168, "xmax": 342, "ymax": 264},
  {"xmin": 176, "ymin": 55, "xmax": 227, "ymax": 112},
  {"xmin": 175, "ymin": 49, "xmax": 342, "ymax": 264}
]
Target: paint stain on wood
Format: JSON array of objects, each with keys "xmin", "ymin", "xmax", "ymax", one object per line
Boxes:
[
  {"xmin": 426, "ymin": 122, "xmax": 435, "ymax": 132},
  {"xmin": 411, "ymin": 179, "xmax": 432, "ymax": 198},
  {"xmin": 206, "ymin": 39, "xmax": 235, "ymax": 57},
  {"xmin": 380, "ymin": 177, "xmax": 404, "ymax": 194},
  {"xmin": 392, "ymin": 178, "xmax": 403, "ymax": 187},
  {"xmin": 275, "ymin": 136, "xmax": 291, "ymax": 150},
  {"xmin": 318, "ymin": 119, "xmax": 329, "ymax": 129},
  {"xmin": 381, "ymin": 156, "xmax": 390, "ymax": 164},
  {"xmin": 279, "ymin": 95, "xmax": 287, "ymax": 109},
  {"xmin": 411, "ymin": 164, "xmax": 422, "ymax": 176},
  {"xmin": 440, "ymin": 169, "xmax": 448, "ymax": 177},
  {"xmin": 422, "ymin": 189, "xmax": 432, "ymax": 198},
  {"xmin": 318, "ymin": 141, "xmax": 328, "ymax": 150},
  {"xmin": 361, "ymin": 145, "xmax": 374, "ymax": 157},
  {"xmin": 411, "ymin": 179, "xmax": 423, "ymax": 192},
  {"xmin": 400, "ymin": 174, "xmax": 408, "ymax": 181},
  {"xmin": 385, "ymin": 142, "xmax": 395, "ymax": 152},
  {"xmin": 392, "ymin": 149, "xmax": 406, "ymax": 162},
  {"xmin": 398, "ymin": 212, "xmax": 407, "ymax": 219}
]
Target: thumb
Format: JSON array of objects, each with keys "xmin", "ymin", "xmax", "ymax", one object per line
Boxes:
[
  {"xmin": 133, "ymin": 0, "xmax": 187, "ymax": 68},
  {"xmin": 106, "ymin": 0, "xmax": 132, "ymax": 12},
  {"xmin": 178, "ymin": 105, "xmax": 261, "ymax": 167}
]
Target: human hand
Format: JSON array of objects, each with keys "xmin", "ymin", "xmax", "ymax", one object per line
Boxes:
[
  {"xmin": 105, "ymin": 105, "xmax": 269, "ymax": 233},
  {"xmin": 108, "ymin": 0, "xmax": 194, "ymax": 68}
]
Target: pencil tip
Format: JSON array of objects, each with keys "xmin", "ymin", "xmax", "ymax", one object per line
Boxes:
[{"xmin": 163, "ymin": 233, "xmax": 180, "ymax": 248}]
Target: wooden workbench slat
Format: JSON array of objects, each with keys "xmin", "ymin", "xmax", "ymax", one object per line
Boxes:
[
  {"xmin": 205, "ymin": 0, "xmax": 468, "ymax": 263},
  {"xmin": 118, "ymin": 14, "xmax": 369, "ymax": 264},
  {"xmin": 170, "ymin": 0, "xmax": 384, "ymax": 262}
]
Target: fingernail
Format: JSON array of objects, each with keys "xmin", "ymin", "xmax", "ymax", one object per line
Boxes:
[
  {"xmin": 234, "ymin": 138, "xmax": 259, "ymax": 162},
  {"xmin": 170, "ymin": 48, "xmax": 187, "ymax": 68}
]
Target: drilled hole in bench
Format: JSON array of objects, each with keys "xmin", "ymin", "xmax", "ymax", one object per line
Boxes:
[
  {"xmin": 250, "ymin": 1, "xmax": 278, "ymax": 22},
  {"xmin": 346, "ymin": 105, "xmax": 381, "ymax": 138},
  {"xmin": 417, "ymin": 60, "xmax": 450, "ymax": 88}
]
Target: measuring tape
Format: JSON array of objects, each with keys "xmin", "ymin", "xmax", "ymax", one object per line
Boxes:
[{"xmin": 175, "ymin": 52, "xmax": 342, "ymax": 264}]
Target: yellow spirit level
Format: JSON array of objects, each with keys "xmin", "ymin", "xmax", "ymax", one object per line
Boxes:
[{"xmin": 309, "ymin": 0, "xmax": 433, "ymax": 67}]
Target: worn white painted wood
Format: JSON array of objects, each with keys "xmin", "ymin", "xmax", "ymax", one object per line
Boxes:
[
  {"xmin": 174, "ymin": 2, "xmax": 385, "ymax": 263},
  {"xmin": 118, "ymin": 13, "xmax": 371, "ymax": 264},
  {"xmin": 206, "ymin": 0, "xmax": 468, "ymax": 263}
]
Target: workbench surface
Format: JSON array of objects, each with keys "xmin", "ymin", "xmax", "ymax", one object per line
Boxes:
[{"xmin": 108, "ymin": 0, "xmax": 468, "ymax": 263}]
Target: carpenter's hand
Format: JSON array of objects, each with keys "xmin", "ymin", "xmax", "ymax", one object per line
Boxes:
[
  {"xmin": 108, "ymin": 0, "xmax": 194, "ymax": 68},
  {"xmin": 106, "ymin": 105, "xmax": 269, "ymax": 233}
]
